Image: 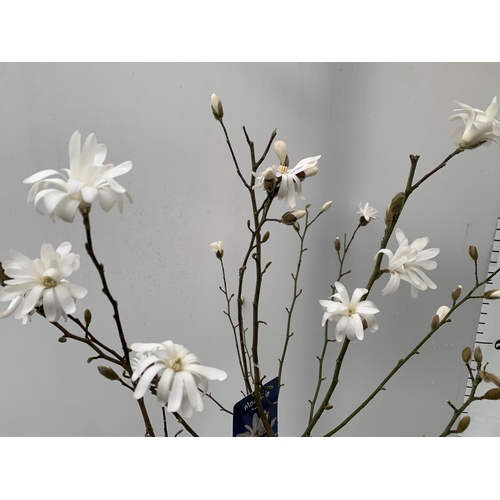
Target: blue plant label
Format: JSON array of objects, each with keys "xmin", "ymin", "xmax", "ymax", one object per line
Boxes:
[{"xmin": 233, "ymin": 377, "xmax": 279, "ymax": 437}]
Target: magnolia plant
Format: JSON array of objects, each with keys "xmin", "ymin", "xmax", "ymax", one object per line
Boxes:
[{"xmin": 2, "ymin": 95, "xmax": 500, "ymax": 437}]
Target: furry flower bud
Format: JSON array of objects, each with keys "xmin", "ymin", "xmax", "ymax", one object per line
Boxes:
[
  {"xmin": 474, "ymin": 346, "xmax": 483, "ymax": 364},
  {"xmin": 483, "ymin": 289, "xmax": 500, "ymax": 300},
  {"xmin": 211, "ymin": 93, "xmax": 224, "ymax": 121},
  {"xmin": 461, "ymin": 346, "xmax": 472, "ymax": 363},
  {"xmin": 456, "ymin": 415, "xmax": 471, "ymax": 434},
  {"xmin": 451, "ymin": 285, "xmax": 462, "ymax": 302},
  {"xmin": 98, "ymin": 366, "xmax": 120, "ymax": 381},
  {"xmin": 273, "ymin": 140, "xmax": 288, "ymax": 165},
  {"xmin": 334, "ymin": 237, "xmax": 341, "ymax": 252},
  {"xmin": 389, "ymin": 192, "xmax": 405, "ymax": 217},
  {"xmin": 468, "ymin": 245, "xmax": 478, "ymax": 261},
  {"xmin": 483, "ymin": 388, "xmax": 500, "ymax": 400},
  {"xmin": 321, "ymin": 201, "xmax": 333, "ymax": 213}
]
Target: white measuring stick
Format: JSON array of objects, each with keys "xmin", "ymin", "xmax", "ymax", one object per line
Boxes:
[{"xmin": 462, "ymin": 218, "xmax": 500, "ymax": 436}]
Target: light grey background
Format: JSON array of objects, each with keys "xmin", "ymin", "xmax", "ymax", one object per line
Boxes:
[{"xmin": 1, "ymin": 63, "xmax": 499, "ymax": 437}]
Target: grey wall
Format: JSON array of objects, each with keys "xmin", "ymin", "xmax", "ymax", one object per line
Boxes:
[{"xmin": 1, "ymin": 63, "xmax": 500, "ymax": 436}]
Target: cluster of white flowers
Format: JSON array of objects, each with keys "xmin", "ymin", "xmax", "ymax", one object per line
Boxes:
[{"xmin": 0, "ymin": 242, "xmax": 87, "ymax": 323}]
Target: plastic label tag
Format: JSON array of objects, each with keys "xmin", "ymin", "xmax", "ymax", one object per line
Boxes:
[{"xmin": 232, "ymin": 377, "xmax": 279, "ymax": 437}]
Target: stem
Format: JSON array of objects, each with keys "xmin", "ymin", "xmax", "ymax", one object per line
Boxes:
[
  {"xmin": 81, "ymin": 210, "xmax": 132, "ymax": 374},
  {"xmin": 278, "ymin": 207, "xmax": 322, "ymax": 388},
  {"xmin": 172, "ymin": 412, "xmax": 199, "ymax": 437},
  {"xmin": 47, "ymin": 316, "xmax": 122, "ymax": 366},
  {"xmin": 439, "ymin": 374, "xmax": 482, "ymax": 437},
  {"xmin": 67, "ymin": 314, "xmax": 123, "ymax": 362},
  {"xmin": 137, "ymin": 398, "xmax": 155, "ymax": 436},
  {"xmin": 304, "ymin": 150, "xmax": 464, "ymax": 436},
  {"xmin": 324, "ymin": 266, "xmax": 500, "ymax": 436},
  {"xmin": 218, "ymin": 258, "xmax": 247, "ymax": 389},
  {"xmin": 245, "ymin": 127, "xmax": 276, "ymax": 437},
  {"xmin": 162, "ymin": 407, "xmax": 168, "ymax": 437},
  {"xmin": 410, "ymin": 148, "xmax": 464, "ymax": 192},
  {"xmin": 201, "ymin": 389, "xmax": 233, "ymax": 415}
]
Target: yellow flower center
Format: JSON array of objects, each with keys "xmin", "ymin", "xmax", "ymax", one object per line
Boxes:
[
  {"xmin": 347, "ymin": 307, "xmax": 355, "ymax": 317},
  {"xmin": 278, "ymin": 165, "xmax": 288, "ymax": 174},
  {"xmin": 172, "ymin": 357, "xmax": 183, "ymax": 372},
  {"xmin": 42, "ymin": 276, "xmax": 58, "ymax": 288}
]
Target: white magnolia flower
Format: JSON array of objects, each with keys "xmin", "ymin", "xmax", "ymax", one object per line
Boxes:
[
  {"xmin": 0, "ymin": 242, "xmax": 87, "ymax": 323},
  {"xmin": 253, "ymin": 155, "xmax": 321, "ymax": 209},
  {"xmin": 358, "ymin": 202, "xmax": 379, "ymax": 222},
  {"xmin": 319, "ymin": 281, "xmax": 379, "ymax": 343},
  {"xmin": 236, "ymin": 411, "xmax": 277, "ymax": 437},
  {"xmin": 377, "ymin": 228, "xmax": 440, "ymax": 298},
  {"xmin": 210, "ymin": 241, "xmax": 224, "ymax": 259},
  {"xmin": 131, "ymin": 341, "xmax": 227, "ymax": 417},
  {"xmin": 449, "ymin": 97, "xmax": 500, "ymax": 149},
  {"xmin": 23, "ymin": 131, "xmax": 133, "ymax": 222}
]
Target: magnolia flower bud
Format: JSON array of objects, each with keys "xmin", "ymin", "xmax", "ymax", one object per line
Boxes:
[
  {"xmin": 262, "ymin": 231, "xmax": 270, "ymax": 243},
  {"xmin": 84, "ymin": 309, "xmax": 92, "ymax": 328},
  {"xmin": 430, "ymin": 314, "xmax": 440, "ymax": 330},
  {"xmin": 211, "ymin": 93, "xmax": 224, "ymax": 121},
  {"xmin": 281, "ymin": 210, "xmax": 306, "ymax": 225},
  {"xmin": 456, "ymin": 415, "xmax": 471, "ymax": 434},
  {"xmin": 389, "ymin": 192, "xmax": 405, "ymax": 217},
  {"xmin": 462, "ymin": 346, "xmax": 472, "ymax": 363},
  {"xmin": 483, "ymin": 388, "xmax": 500, "ymax": 400},
  {"xmin": 273, "ymin": 140, "xmax": 288, "ymax": 165},
  {"xmin": 210, "ymin": 241, "xmax": 224, "ymax": 259},
  {"xmin": 321, "ymin": 201, "xmax": 333, "ymax": 213},
  {"xmin": 451, "ymin": 285, "xmax": 462, "ymax": 302},
  {"xmin": 58, "ymin": 336, "xmax": 67, "ymax": 343},
  {"xmin": 334, "ymin": 237, "xmax": 341, "ymax": 252},
  {"xmin": 474, "ymin": 346, "xmax": 483, "ymax": 364},
  {"xmin": 97, "ymin": 366, "xmax": 120, "ymax": 381},
  {"xmin": 483, "ymin": 289, "xmax": 500, "ymax": 300},
  {"xmin": 468, "ymin": 245, "xmax": 478, "ymax": 261}
]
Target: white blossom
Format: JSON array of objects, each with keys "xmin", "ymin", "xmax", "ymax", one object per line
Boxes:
[
  {"xmin": 377, "ymin": 228, "xmax": 440, "ymax": 298},
  {"xmin": 449, "ymin": 97, "xmax": 500, "ymax": 149},
  {"xmin": 24, "ymin": 131, "xmax": 132, "ymax": 222},
  {"xmin": 319, "ymin": 281, "xmax": 379, "ymax": 343},
  {"xmin": 358, "ymin": 202, "xmax": 379, "ymax": 222},
  {"xmin": 131, "ymin": 341, "xmax": 227, "ymax": 417},
  {"xmin": 0, "ymin": 242, "xmax": 87, "ymax": 323}
]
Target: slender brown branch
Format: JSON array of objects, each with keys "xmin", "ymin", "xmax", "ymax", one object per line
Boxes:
[
  {"xmin": 200, "ymin": 389, "xmax": 233, "ymax": 415},
  {"xmin": 219, "ymin": 119, "xmax": 251, "ymax": 190},
  {"xmin": 439, "ymin": 375, "xmax": 482, "ymax": 437},
  {"xmin": 218, "ymin": 259, "xmax": 247, "ymax": 388},
  {"xmin": 410, "ymin": 148, "xmax": 464, "ymax": 192},
  {"xmin": 67, "ymin": 314, "xmax": 123, "ymax": 362},
  {"xmin": 81, "ymin": 210, "xmax": 132, "ymax": 374},
  {"xmin": 278, "ymin": 205, "xmax": 324, "ymax": 388},
  {"xmin": 162, "ymin": 407, "xmax": 168, "ymax": 437},
  {"xmin": 172, "ymin": 412, "xmax": 199, "ymax": 437},
  {"xmin": 46, "ymin": 315, "xmax": 122, "ymax": 366},
  {"xmin": 324, "ymin": 266, "xmax": 500, "ymax": 436}
]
